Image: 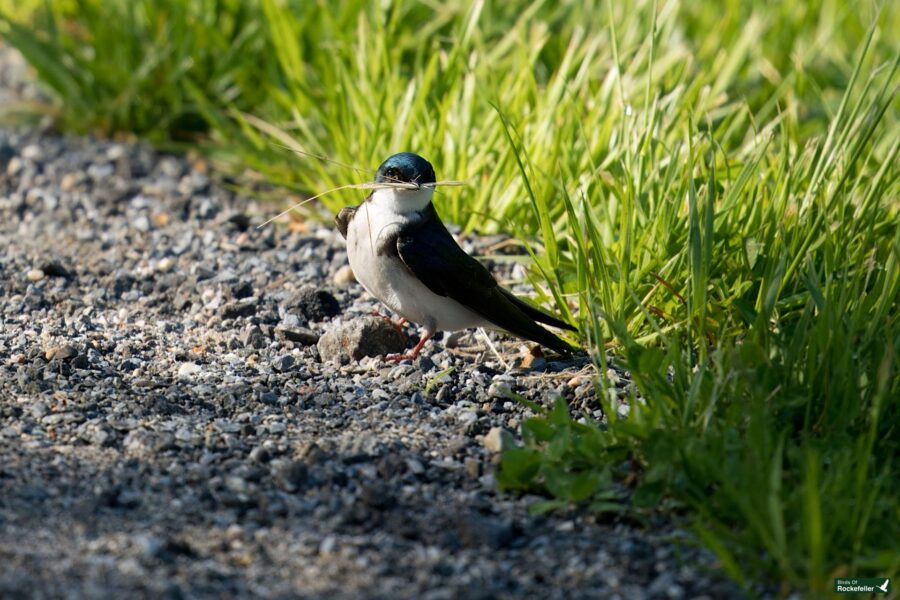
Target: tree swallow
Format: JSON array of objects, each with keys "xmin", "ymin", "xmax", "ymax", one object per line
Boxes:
[{"xmin": 335, "ymin": 152, "xmax": 577, "ymax": 361}]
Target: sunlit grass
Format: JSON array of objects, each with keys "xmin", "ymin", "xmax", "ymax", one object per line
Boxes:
[{"xmin": 2, "ymin": 0, "xmax": 898, "ymax": 594}]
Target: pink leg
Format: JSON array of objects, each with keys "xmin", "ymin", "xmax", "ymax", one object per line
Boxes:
[{"xmin": 386, "ymin": 331, "xmax": 432, "ymax": 362}]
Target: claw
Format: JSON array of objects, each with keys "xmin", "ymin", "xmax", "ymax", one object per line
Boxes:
[{"xmin": 385, "ymin": 332, "xmax": 431, "ymax": 362}]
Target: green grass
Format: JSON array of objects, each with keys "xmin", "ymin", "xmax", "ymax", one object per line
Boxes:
[
  {"xmin": 0, "ymin": 0, "xmax": 276, "ymax": 142},
  {"xmin": 2, "ymin": 0, "xmax": 898, "ymax": 596}
]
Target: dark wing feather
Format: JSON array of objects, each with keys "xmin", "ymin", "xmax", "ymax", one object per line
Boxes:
[
  {"xmin": 498, "ymin": 288, "xmax": 578, "ymax": 332},
  {"xmin": 335, "ymin": 205, "xmax": 358, "ymax": 239},
  {"xmin": 395, "ymin": 205, "xmax": 576, "ymax": 354}
]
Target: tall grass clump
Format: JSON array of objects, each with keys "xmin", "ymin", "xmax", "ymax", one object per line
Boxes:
[
  {"xmin": 494, "ymin": 7, "xmax": 898, "ymax": 596},
  {"xmin": 2, "ymin": 0, "xmax": 898, "ymax": 594},
  {"xmin": 0, "ymin": 0, "xmax": 276, "ymax": 142}
]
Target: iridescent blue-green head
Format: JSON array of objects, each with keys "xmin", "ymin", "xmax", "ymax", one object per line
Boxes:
[{"xmin": 375, "ymin": 152, "xmax": 436, "ymax": 187}]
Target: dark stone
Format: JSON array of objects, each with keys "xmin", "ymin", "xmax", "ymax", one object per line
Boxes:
[
  {"xmin": 376, "ymin": 454, "xmax": 408, "ymax": 479},
  {"xmin": 71, "ymin": 353, "xmax": 90, "ymax": 369},
  {"xmin": 359, "ymin": 482, "xmax": 396, "ymax": 510},
  {"xmin": 0, "ymin": 142, "xmax": 14, "ymax": 170},
  {"xmin": 276, "ymin": 326, "xmax": 319, "ymax": 346},
  {"xmin": 112, "ymin": 274, "xmax": 136, "ymax": 297},
  {"xmin": 227, "ymin": 213, "xmax": 252, "ymax": 231},
  {"xmin": 230, "ymin": 281, "xmax": 254, "ymax": 299},
  {"xmin": 273, "ymin": 460, "xmax": 308, "ymax": 492},
  {"xmin": 455, "ymin": 513, "xmax": 514, "ymax": 549},
  {"xmin": 291, "ymin": 288, "xmax": 340, "ymax": 322},
  {"xmin": 221, "ymin": 299, "xmax": 257, "ymax": 319},
  {"xmin": 39, "ymin": 260, "xmax": 72, "ymax": 278}
]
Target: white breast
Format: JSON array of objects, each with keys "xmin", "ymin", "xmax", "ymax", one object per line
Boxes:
[{"xmin": 345, "ymin": 191, "xmax": 490, "ymax": 333}]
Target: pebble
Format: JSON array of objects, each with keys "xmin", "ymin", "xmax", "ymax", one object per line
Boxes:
[
  {"xmin": 21, "ymin": 143, "xmax": 41, "ymax": 160},
  {"xmin": 157, "ymin": 257, "xmax": 175, "ymax": 273},
  {"xmin": 482, "ymin": 426, "xmax": 513, "ymax": 453},
  {"xmin": 273, "ymin": 355, "xmax": 295, "ymax": 372},
  {"xmin": 291, "ymin": 288, "xmax": 340, "ymax": 322},
  {"xmin": 317, "ymin": 316, "xmax": 406, "ymax": 362},
  {"xmin": 45, "ymin": 345, "xmax": 78, "ymax": 361},
  {"xmin": 177, "ymin": 362, "xmax": 202, "ymax": 377},
  {"xmin": 6, "ymin": 156, "xmax": 22, "ymax": 176},
  {"xmin": 332, "ymin": 264, "xmax": 356, "ymax": 286},
  {"xmin": 487, "ymin": 381, "xmax": 511, "ymax": 399},
  {"xmin": 318, "ymin": 535, "xmax": 337, "ymax": 555},
  {"xmin": 275, "ymin": 326, "xmax": 319, "ymax": 345}
]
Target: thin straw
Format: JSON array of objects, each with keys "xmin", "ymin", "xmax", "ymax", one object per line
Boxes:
[{"xmin": 257, "ymin": 180, "xmax": 469, "ymax": 228}]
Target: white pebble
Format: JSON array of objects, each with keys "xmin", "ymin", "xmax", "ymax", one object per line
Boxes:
[{"xmin": 177, "ymin": 362, "xmax": 202, "ymax": 377}]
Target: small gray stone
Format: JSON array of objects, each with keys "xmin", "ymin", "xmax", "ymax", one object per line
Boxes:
[
  {"xmin": 488, "ymin": 381, "xmax": 511, "ymax": 399},
  {"xmin": 225, "ymin": 476, "xmax": 248, "ymax": 493},
  {"xmin": 83, "ymin": 426, "xmax": 111, "ymax": 446},
  {"xmin": 42, "ymin": 412, "xmax": 84, "ymax": 425},
  {"xmin": 416, "ymin": 355, "xmax": 436, "ymax": 372},
  {"xmin": 133, "ymin": 214, "xmax": 152, "ymax": 232},
  {"xmin": 134, "ymin": 534, "xmax": 165, "ymax": 560},
  {"xmin": 318, "ymin": 535, "xmax": 337, "ymax": 555},
  {"xmin": 273, "ymin": 355, "xmax": 295, "ymax": 372},
  {"xmin": 240, "ymin": 325, "xmax": 267, "ymax": 349},
  {"xmin": 317, "ymin": 316, "xmax": 406, "ymax": 362},
  {"xmin": 123, "ymin": 428, "xmax": 155, "ymax": 458},
  {"xmin": 30, "ymin": 402, "xmax": 49, "ymax": 419}
]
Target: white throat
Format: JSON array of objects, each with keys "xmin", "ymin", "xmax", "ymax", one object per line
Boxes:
[{"xmin": 369, "ymin": 186, "xmax": 434, "ymax": 216}]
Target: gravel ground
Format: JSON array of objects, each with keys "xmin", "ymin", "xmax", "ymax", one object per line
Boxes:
[{"xmin": 0, "ymin": 50, "xmax": 740, "ymax": 600}]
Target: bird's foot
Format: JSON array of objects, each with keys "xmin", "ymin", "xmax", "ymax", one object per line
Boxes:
[
  {"xmin": 385, "ymin": 333, "xmax": 431, "ymax": 362},
  {"xmin": 369, "ymin": 311, "xmax": 407, "ymax": 336},
  {"xmin": 385, "ymin": 351, "xmax": 420, "ymax": 362}
]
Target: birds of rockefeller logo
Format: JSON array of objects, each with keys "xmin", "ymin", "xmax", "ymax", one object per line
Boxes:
[{"xmin": 833, "ymin": 578, "xmax": 890, "ymax": 594}]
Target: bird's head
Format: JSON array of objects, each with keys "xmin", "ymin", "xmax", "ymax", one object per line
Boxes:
[
  {"xmin": 370, "ymin": 152, "xmax": 436, "ymax": 214},
  {"xmin": 375, "ymin": 152, "xmax": 436, "ymax": 187}
]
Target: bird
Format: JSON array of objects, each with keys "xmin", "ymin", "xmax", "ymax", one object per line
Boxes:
[{"xmin": 335, "ymin": 152, "xmax": 577, "ymax": 361}]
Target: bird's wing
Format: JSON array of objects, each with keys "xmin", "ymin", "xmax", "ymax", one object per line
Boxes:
[
  {"xmin": 498, "ymin": 287, "xmax": 578, "ymax": 332},
  {"xmin": 394, "ymin": 205, "xmax": 575, "ymax": 354},
  {"xmin": 334, "ymin": 204, "xmax": 359, "ymax": 239}
]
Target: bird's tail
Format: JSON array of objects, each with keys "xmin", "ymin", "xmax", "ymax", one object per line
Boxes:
[{"xmin": 499, "ymin": 288, "xmax": 578, "ymax": 333}]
